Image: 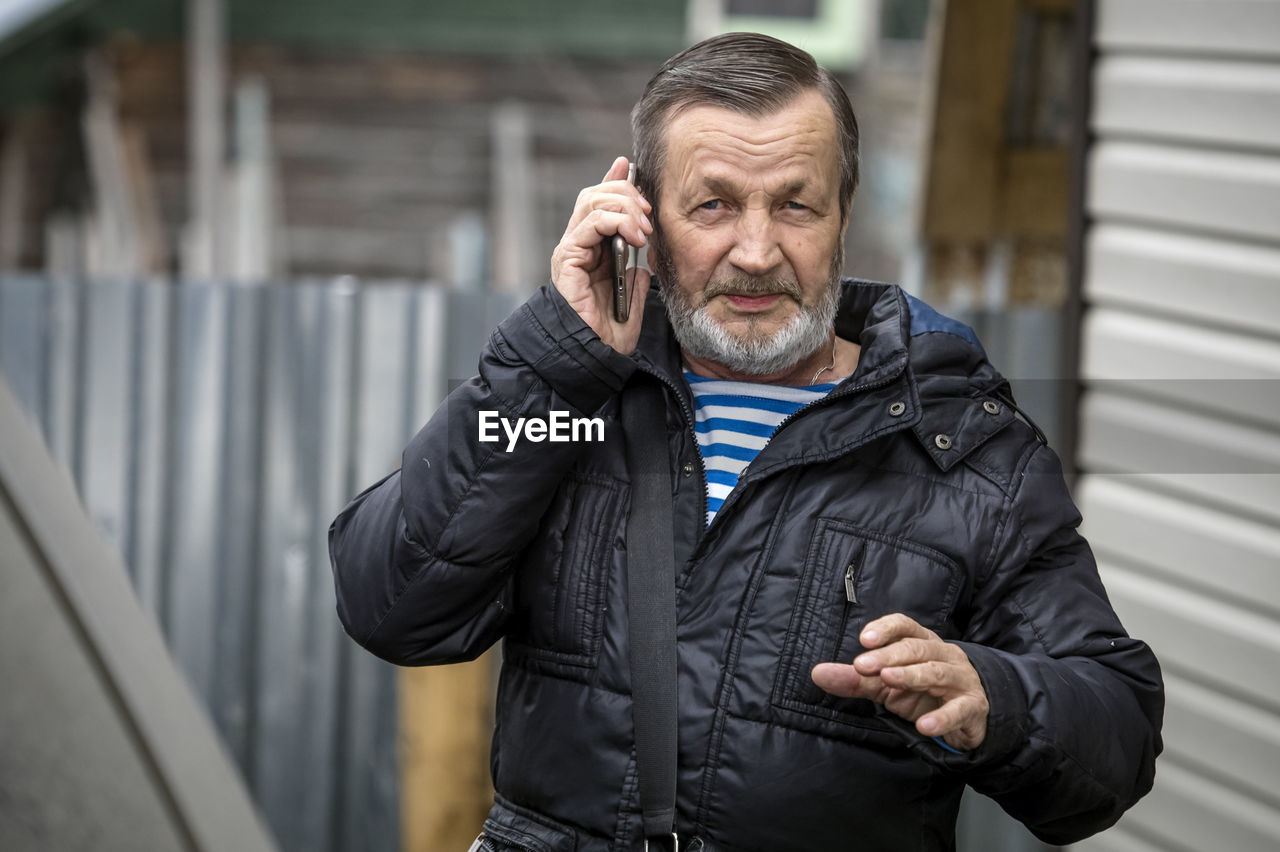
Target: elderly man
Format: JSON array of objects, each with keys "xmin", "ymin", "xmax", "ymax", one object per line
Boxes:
[{"xmin": 330, "ymin": 33, "xmax": 1162, "ymax": 852}]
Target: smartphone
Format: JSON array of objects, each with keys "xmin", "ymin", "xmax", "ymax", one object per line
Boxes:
[{"xmin": 611, "ymin": 162, "xmax": 637, "ymax": 323}]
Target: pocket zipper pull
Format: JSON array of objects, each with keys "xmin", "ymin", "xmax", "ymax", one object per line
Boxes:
[{"xmin": 844, "ymin": 563, "xmax": 857, "ymax": 604}]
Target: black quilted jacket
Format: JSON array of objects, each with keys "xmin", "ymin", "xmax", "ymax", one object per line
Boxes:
[{"xmin": 330, "ymin": 280, "xmax": 1163, "ymax": 851}]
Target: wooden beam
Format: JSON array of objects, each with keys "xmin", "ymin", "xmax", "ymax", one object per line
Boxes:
[
  {"xmin": 920, "ymin": 0, "xmax": 1019, "ymax": 243},
  {"xmin": 1002, "ymin": 148, "xmax": 1070, "ymax": 237},
  {"xmin": 81, "ymin": 51, "xmax": 142, "ymax": 278},
  {"xmin": 0, "ymin": 377, "xmax": 279, "ymax": 852},
  {"xmin": 0, "ymin": 117, "xmax": 29, "ymax": 270},
  {"xmin": 184, "ymin": 0, "xmax": 225, "ymax": 279},
  {"xmin": 490, "ymin": 101, "xmax": 536, "ymax": 292},
  {"xmin": 399, "ymin": 654, "xmax": 496, "ymax": 852}
]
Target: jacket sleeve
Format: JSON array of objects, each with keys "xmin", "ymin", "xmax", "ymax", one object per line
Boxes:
[
  {"xmin": 328, "ymin": 285, "xmax": 636, "ymax": 665},
  {"xmin": 891, "ymin": 441, "xmax": 1164, "ymax": 845}
]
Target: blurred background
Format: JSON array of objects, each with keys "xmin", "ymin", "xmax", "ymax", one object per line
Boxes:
[{"xmin": 0, "ymin": 0, "xmax": 1277, "ymax": 850}]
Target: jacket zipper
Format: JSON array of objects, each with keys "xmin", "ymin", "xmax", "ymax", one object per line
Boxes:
[
  {"xmin": 478, "ymin": 826, "xmax": 538, "ymax": 852},
  {"xmin": 830, "ymin": 552, "xmax": 862, "ymax": 665},
  {"xmin": 638, "ymin": 365, "xmax": 708, "ymax": 543},
  {"xmin": 844, "ymin": 561, "xmax": 858, "ymax": 604}
]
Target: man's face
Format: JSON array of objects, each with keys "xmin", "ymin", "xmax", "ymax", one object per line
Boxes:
[{"xmin": 651, "ymin": 89, "xmax": 847, "ymax": 375}]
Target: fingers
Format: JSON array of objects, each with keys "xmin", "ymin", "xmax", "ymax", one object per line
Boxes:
[
  {"xmin": 879, "ymin": 659, "xmax": 966, "ymax": 694},
  {"xmin": 853, "ymin": 637, "xmax": 942, "ymax": 676},
  {"xmin": 853, "ymin": 633, "xmax": 976, "ymax": 698},
  {"xmin": 566, "ymin": 157, "xmax": 652, "ymax": 232},
  {"xmin": 814, "ymin": 612, "xmax": 990, "ymax": 749},
  {"xmin": 602, "ymin": 155, "xmax": 630, "ymax": 183},
  {"xmin": 872, "ymin": 646, "xmax": 989, "ymax": 749},
  {"xmin": 859, "ymin": 613, "xmax": 937, "ymax": 650},
  {"xmin": 565, "ymin": 187, "xmax": 652, "ymax": 237},
  {"xmin": 812, "ymin": 659, "xmax": 988, "ymax": 749},
  {"xmin": 914, "ymin": 694, "xmax": 985, "ymax": 738},
  {"xmin": 549, "ymin": 157, "xmax": 655, "ymax": 355},
  {"xmin": 810, "ymin": 662, "xmax": 882, "ymax": 701},
  {"xmin": 559, "ymin": 211, "xmax": 650, "ymax": 271}
]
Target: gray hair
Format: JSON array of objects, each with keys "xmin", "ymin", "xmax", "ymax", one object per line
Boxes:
[{"xmin": 630, "ymin": 32, "xmax": 860, "ymax": 224}]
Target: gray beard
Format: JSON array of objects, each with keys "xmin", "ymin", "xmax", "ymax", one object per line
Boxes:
[{"xmin": 656, "ymin": 247, "xmax": 842, "ymax": 378}]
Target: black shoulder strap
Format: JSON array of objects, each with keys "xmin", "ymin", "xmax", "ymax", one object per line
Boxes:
[{"xmin": 622, "ymin": 378, "xmax": 679, "ymax": 849}]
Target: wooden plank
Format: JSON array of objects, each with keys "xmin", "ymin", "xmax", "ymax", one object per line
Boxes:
[
  {"xmin": 1094, "ymin": 56, "xmax": 1280, "ymax": 153},
  {"xmin": 490, "ymin": 101, "xmax": 536, "ymax": 293},
  {"xmin": 120, "ymin": 122, "xmax": 166, "ymax": 273},
  {"xmin": 0, "ymin": 117, "xmax": 28, "ymax": 269},
  {"xmin": 0, "ymin": 376, "xmax": 279, "ymax": 852},
  {"xmin": 1085, "ymin": 224, "xmax": 1280, "ymax": 337},
  {"xmin": 399, "ymin": 657, "xmax": 496, "ymax": 852},
  {"xmin": 1099, "ymin": 562, "xmax": 1280, "ymax": 711},
  {"xmin": 1079, "ymin": 476, "xmax": 1280, "ymax": 618},
  {"xmin": 1081, "ymin": 308, "xmax": 1280, "ymax": 427},
  {"xmin": 270, "ymin": 117, "xmax": 490, "ymax": 158},
  {"xmin": 1088, "ymin": 141, "xmax": 1280, "ymax": 244},
  {"xmin": 81, "ymin": 53, "xmax": 141, "ymax": 277},
  {"xmin": 184, "ymin": 0, "xmax": 225, "ymax": 279},
  {"xmin": 283, "ymin": 226, "xmax": 439, "ymax": 277},
  {"xmin": 0, "ymin": 465, "xmax": 191, "ymax": 852},
  {"xmin": 1096, "ymin": 0, "xmax": 1280, "ymax": 59},
  {"xmin": 1002, "ymin": 148, "xmax": 1070, "ymax": 238},
  {"xmin": 228, "ymin": 78, "xmax": 273, "ymax": 282},
  {"xmin": 224, "ymin": 0, "xmax": 687, "ymax": 58},
  {"xmin": 278, "ymin": 169, "xmax": 488, "ymax": 208},
  {"xmin": 919, "ymin": 0, "xmax": 1018, "ymax": 242}
]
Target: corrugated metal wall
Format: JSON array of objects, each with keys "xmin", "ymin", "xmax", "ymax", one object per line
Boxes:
[
  {"xmin": 0, "ymin": 274, "xmax": 519, "ymax": 852},
  {"xmin": 1072, "ymin": 1, "xmax": 1280, "ymax": 850}
]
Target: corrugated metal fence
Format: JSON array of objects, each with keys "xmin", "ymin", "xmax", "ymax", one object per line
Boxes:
[{"xmin": 0, "ymin": 273, "xmax": 519, "ymax": 852}]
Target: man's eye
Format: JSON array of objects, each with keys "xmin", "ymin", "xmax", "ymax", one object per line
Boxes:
[
  {"xmin": 699, "ymin": 199, "xmax": 721, "ymax": 210},
  {"xmin": 785, "ymin": 201, "xmax": 808, "ymax": 211}
]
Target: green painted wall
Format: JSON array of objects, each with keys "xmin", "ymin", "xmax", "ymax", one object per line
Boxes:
[
  {"xmin": 0, "ymin": 0, "xmax": 686, "ymax": 111},
  {"xmin": 226, "ymin": 0, "xmax": 687, "ymax": 57}
]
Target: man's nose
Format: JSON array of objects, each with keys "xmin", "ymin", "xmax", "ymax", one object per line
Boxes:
[{"xmin": 728, "ymin": 209, "xmax": 783, "ymax": 277}]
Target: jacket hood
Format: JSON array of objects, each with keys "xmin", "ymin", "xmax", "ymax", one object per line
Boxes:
[{"xmin": 631, "ymin": 278, "xmax": 1019, "ymax": 474}]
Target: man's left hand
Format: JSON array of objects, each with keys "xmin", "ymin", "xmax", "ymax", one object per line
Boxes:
[{"xmin": 811, "ymin": 613, "xmax": 989, "ymax": 751}]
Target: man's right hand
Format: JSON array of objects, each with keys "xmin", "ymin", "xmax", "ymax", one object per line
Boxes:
[{"xmin": 550, "ymin": 156, "xmax": 654, "ymax": 355}]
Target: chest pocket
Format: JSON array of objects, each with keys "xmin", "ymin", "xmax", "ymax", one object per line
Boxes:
[
  {"xmin": 772, "ymin": 517, "xmax": 965, "ymax": 725},
  {"xmin": 511, "ymin": 471, "xmax": 624, "ymax": 667}
]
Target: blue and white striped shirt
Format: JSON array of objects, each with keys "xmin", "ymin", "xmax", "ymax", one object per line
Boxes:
[{"xmin": 685, "ymin": 372, "xmax": 836, "ymax": 525}]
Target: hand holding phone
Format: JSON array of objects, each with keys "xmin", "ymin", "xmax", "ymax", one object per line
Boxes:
[
  {"xmin": 549, "ymin": 156, "xmax": 652, "ymax": 355},
  {"xmin": 611, "ymin": 162, "xmax": 637, "ymax": 322}
]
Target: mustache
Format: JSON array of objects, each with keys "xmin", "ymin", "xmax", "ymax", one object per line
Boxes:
[{"xmin": 701, "ymin": 274, "xmax": 804, "ymax": 305}]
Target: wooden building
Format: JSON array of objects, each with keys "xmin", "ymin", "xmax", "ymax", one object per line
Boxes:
[{"xmin": 0, "ymin": 0, "xmax": 686, "ymax": 283}]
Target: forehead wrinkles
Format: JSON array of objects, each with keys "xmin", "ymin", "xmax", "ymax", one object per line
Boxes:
[
  {"xmin": 662, "ymin": 102, "xmax": 838, "ymax": 203},
  {"xmin": 669, "ymin": 144, "xmax": 831, "ymax": 207},
  {"xmin": 671, "ymin": 119, "xmax": 828, "ymax": 165}
]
